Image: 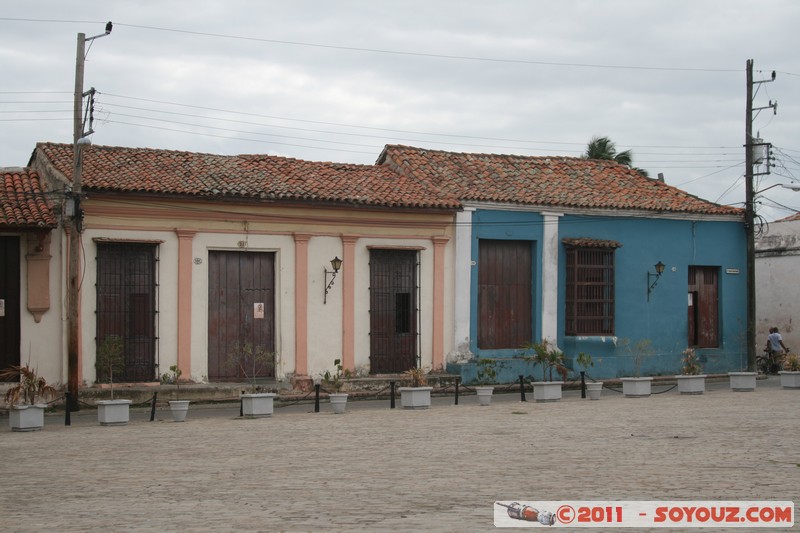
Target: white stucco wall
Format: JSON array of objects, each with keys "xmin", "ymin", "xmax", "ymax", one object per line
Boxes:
[
  {"xmin": 78, "ymin": 228, "xmax": 180, "ymax": 384},
  {"xmin": 17, "ymin": 232, "xmax": 64, "ymax": 386},
  {"xmin": 755, "ymin": 219, "xmax": 800, "ymax": 349}
]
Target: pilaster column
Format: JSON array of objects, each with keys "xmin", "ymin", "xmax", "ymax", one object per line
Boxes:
[
  {"xmin": 432, "ymin": 236, "xmax": 449, "ymax": 370},
  {"xmin": 453, "ymin": 208, "xmax": 474, "ymax": 359},
  {"xmin": 294, "ymin": 233, "xmax": 312, "ymax": 376},
  {"xmin": 175, "ymin": 229, "xmax": 196, "ymax": 378},
  {"xmin": 541, "ymin": 212, "xmax": 563, "ymax": 344},
  {"xmin": 341, "ymin": 235, "xmax": 358, "ymax": 371}
]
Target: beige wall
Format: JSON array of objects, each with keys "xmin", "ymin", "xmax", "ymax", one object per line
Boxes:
[{"xmin": 76, "ymin": 197, "xmax": 455, "ymax": 383}]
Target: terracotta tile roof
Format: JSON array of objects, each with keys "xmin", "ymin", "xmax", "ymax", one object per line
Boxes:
[
  {"xmin": 1, "ymin": 167, "xmax": 57, "ymax": 228},
  {"xmin": 34, "ymin": 143, "xmax": 459, "ymax": 210},
  {"xmin": 378, "ymin": 145, "xmax": 744, "ymax": 216},
  {"xmin": 777, "ymin": 212, "xmax": 800, "ymax": 222}
]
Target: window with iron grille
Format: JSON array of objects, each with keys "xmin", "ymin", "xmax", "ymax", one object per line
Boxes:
[
  {"xmin": 96, "ymin": 242, "xmax": 158, "ymax": 382},
  {"xmin": 565, "ymin": 246, "xmax": 615, "ymax": 336}
]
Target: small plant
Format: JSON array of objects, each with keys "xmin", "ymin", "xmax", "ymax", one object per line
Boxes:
[
  {"xmin": 521, "ymin": 339, "xmax": 565, "ymax": 381},
  {"xmin": 224, "ymin": 342, "xmax": 275, "ymax": 393},
  {"xmin": 95, "ymin": 335, "xmax": 125, "ymax": 400},
  {"xmin": 784, "ymin": 353, "xmax": 800, "ymax": 372},
  {"xmin": 161, "ymin": 365, "xmax": 183, "ymax": 400},
  {"xmin": 474, "ymin": 358, "xmax": 506, "ymax": 385},
  {"xmin": 322, "ymin": 358, "xmax": 352, "ymax": 393},
  {"xmin": 402, "ymin": 366, "xmax": 429, "ymax": 387},
  {"xmin": 0, "ymin": 362, "xmax": 58, "ymax": 406},
  {"xmin": 680, "ymin": 348, "xmax": 703, "ymax": 375},
  {"xmin": 575, "ymin": 352, "xmax": 595, "ymax": 374},
  {"xmin": 619, "ymin": 338, "xmax": 655, "ymax": 378}
]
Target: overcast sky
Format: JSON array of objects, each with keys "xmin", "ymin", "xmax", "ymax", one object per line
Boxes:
[{"xmin": 2, "ymin": 1, "xmax": 799, "ymax": 221}]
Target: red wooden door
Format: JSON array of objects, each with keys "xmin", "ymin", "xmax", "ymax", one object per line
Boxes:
[
  {"xmin": 688, "ymin": 266, "xmax": 719, "ymax": 348},
  {"xmin": 478, "ymin": 239, "xmax": 533, "ymax": 349},
  {"xmin": 208, "ymin": 251, "xmax": 275, "ymax": 380},
  {"xmin": 0, "ymin": 236, "xmax": 20, "ymax": 375},
  {"xmin": 369, "ymin": 249, "xmax": 417, "ymax": 374}
]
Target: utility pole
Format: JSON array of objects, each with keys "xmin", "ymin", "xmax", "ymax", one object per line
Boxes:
[
  {"xmin": 744, "ymin": 59, "xmax": 777, "ymax": 372},
  {"xmin": 67, "ymin": 23, "xmax": 111, "ymax": 410},
  {"xmin": 744, "ymin": 59, "xmax": 755, "ymax": 372}
]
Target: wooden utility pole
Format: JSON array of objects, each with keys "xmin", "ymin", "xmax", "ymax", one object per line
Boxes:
[
  {"xmin": 744, "ymin": 60, "xmax": 778, "ymax": 371},
  {"xmin": 744, "ymin": 59, "xmax": 755, "ymax": 372},
  {"xmin": 67, "ymin": 23, "xmax": 111, "ymax": 410},
  {"xmin": 67, "ymin": 32, "xmax": 86, "ymax": 410}
]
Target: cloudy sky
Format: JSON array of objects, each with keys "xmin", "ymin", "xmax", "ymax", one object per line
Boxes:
[{"xmin": 2, "ymin": 1, "xmax": 799, "ymax": 221}]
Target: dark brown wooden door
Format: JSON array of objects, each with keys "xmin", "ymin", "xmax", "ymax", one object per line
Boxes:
[
  {"xmin": 369, "ymin": 249, "xmax": 417, "ymax": 374},
  {"xmin": 478, "ymin": 239, "xmax": 533, "ymax": 349},
  {"xmin": 208, "ymin": 251, "xmax": 275, "ymax": 380},
  {"xmin": 96, "ymin": 243, "xmax": 157, "ymax": 381},
  {"xmin": 0, "ymin": 236, "xmax": 21, "ymax": 375},
  {"xmin": 688, "ymin": 266, "xmax": 719, "ymax": 348}
]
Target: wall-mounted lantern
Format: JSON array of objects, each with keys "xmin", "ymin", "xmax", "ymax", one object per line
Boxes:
[
  {"xmin": 647, "ymin": 261, "xmax": 666, "ymax": 302},
  {"xmin": 324, "ymin": 256, "xmax": 343, "ymax": 304}
]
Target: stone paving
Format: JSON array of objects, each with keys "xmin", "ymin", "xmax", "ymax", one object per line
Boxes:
[{"xmin": 0, "ymin": 377, "xmax": 798, "ymax": 532}]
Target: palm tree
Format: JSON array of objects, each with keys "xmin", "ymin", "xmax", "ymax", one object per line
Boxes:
[{"xmin": 584, "ymin": 136, "xmax": 649, "ymax": 178}]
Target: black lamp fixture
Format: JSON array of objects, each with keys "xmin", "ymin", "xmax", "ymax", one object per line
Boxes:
[
  {"xmin": 324, "ymin": 256, "xmax": 343, "ymax": 304},
  {"xmin": 647, "ymin": 261, "xmax": 666, "ymax": 301}
]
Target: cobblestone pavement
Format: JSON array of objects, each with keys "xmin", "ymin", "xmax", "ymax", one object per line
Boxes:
[{"xmin": 1, "ymin": 377, "xmax": 798, "ymax": 532}]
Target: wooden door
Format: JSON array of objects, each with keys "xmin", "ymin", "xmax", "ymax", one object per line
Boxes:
[
  {"xmin": 96, "ymin": 243, "xmax": 158, "ymax": 381},
  {"xmin": 208, "ymin": 251, "xmax": 275, "ymax": 380},
  {"xmin": 688, "ymin": 266, "xmax": 719, "ymax": 347},
  {"xmin": 369, "ymin": 249, "xmax": 417, "ymax": 374},
  {"xmin": 0, "ymin": 236, "xmax": 20, "ymax": 375},
  {"xmin": 478, "ymin": 239, "xmax": 533, "ymax": 349}
]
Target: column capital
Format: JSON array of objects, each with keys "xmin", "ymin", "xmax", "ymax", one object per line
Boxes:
[
  {"xmin": 174, "ymin": 228, "xmax": 197, "ymax": 240},
  {"xmin": 294, "ymin": 232, "xmax": 312, "ymax": 244}
]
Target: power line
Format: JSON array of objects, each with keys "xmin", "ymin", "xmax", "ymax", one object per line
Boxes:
[
  {"xmin": 0, "ymin": 18, "xmax": 743, "ymax": 73},
  {"xmin": 98, "ymin": 92, "xmax": 745, "ymax": 152},
  {"xmin": 104, "ymin": 120, "xmax": 378, "ymax": 156},
  {"xmin": 97, "ymin": 102, "xmax": 744, "ymax": 160}
]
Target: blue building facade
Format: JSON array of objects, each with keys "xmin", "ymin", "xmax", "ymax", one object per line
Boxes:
[
  {"xmin": 376, "ymin": 145, "xmax": 747, "ymax": 384},
  {"xmin": 450, "ymin": 208, "xmax": 747, "ymax": 383}
]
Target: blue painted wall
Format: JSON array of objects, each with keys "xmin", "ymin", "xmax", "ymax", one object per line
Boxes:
[{"xmin": 451, "ymin": 209, "xmax": 747, "ymax": 383}]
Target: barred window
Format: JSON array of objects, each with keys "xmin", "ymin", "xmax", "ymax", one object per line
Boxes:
[{"xmin": 565, "ymin": 246, "xmax": 615, "ymax": 336}]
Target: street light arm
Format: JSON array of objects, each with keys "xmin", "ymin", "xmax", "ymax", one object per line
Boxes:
[
  {"xmin": 755, "ymin": 183, "xmax": 800, "ymax": 194},
  {"xmin": 86, "ymin": 21, "xmax": 113, "ymax": 42}
]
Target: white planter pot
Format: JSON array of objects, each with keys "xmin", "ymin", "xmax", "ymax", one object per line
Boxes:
[
  {"xmin": 676, "ymin": 374, "xmax": 706, "ymax": 395},
  {"xmin": 586, "ymin": 382, "xmax": 603, "ymax": 400},
  {"xmin": 729, "ymin": 372, "xmax": 757, "ymax": 392},
  {"xmin": 9, "ymin": 404, "xmax": 46, "ymax": 432},
  {"xmin": 97, "ymin": 399, "xmax": 132, "ymax": 425},
  {"xmin": 532, "ymin": 381, "xmax": 563, "ymax": 402},
  {"xmin": 475, "ymin": 386, "xmax": 494, "ymax": 406},
  {"xmin": 329, "ymin": 393, "xmax": 348, "ymax": 414},
  {"xmin": 398, "ymin": 387, "xmax": 433, "ymax": 409},
  {"xmin": 241, "ymin": 393, "xmax": 276, "ymax": 417},
  {"xmin": 621, "ymin": 377, "xmax": 652, "ymax": 398},
  {"xmin": 169, "ymin": 400, "xmax": 191, "ymax": 422},
  {"xmin": 779, "ymin": 371, "xmax": 800, "ymax": 389}
]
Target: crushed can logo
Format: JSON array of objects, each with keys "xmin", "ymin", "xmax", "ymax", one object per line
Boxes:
[
  {"xmin": 496, "ymin": 502, "xmax": 556, "ymax": 526},
  {"xmin": 494, "ymin": 500, "xmax": 794, "ymax": 528}
]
